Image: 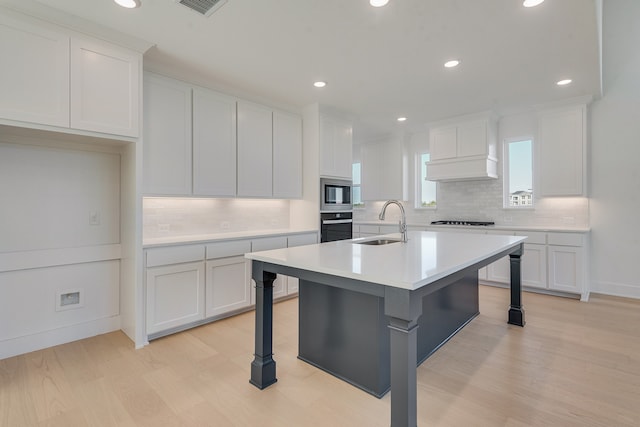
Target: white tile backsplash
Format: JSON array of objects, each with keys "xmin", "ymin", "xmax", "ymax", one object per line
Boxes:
[
  {"xmin": 144, "ymin": 198, "xmax": 291, "ymax": 238},
  {"xmin": 354, "ymin": 178, "xmax": 589, "ymax": 228}
]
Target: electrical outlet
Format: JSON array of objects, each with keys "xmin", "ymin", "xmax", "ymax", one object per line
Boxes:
[
  {"xmin": 221, "ymin": 221, "xmax": 230, "ymax": 230},
  {"xmin": 158, "ymin": 223, "xmax": 170, "ymax": 232},
  {"xmin": 89, "ymin": 211, "xmax": 100, "ymax": 225}
]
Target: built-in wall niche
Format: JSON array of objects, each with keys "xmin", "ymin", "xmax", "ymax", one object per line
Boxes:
[{"xmin": 0, "ymin": 142, "xmax": 121, "ymax": 252}]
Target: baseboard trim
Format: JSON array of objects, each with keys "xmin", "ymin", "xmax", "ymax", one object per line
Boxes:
[
  {"xmin": 0, "ymin": 316, "xmax": 121, "ymax": 360},
  {"xmin": 589, "ymin": 280, "xmax": 640, "ymax": 299}
]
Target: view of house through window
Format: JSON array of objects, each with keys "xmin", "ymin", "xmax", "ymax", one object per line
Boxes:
[
  {"xmin": 418, "ymin": 153, "xmax": 437, "ymax": 208},
  {"xmin": 506, "ymin": 139, "xmax": 533, "ymax": 207},
  {"xmin": 352, "ymin": 162, "xmax": 363, "ymax": 207}
]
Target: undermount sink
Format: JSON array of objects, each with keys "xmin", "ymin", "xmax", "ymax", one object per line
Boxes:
[{"xmin": 355, "ymin": 238, "xmax": 402, "ymax": 246}]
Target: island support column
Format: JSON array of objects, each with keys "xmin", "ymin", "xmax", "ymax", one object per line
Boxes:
[
  {"xmin": 385, "ymin": 287, "xmax": 423, "ymax": 427},
  {"xmin": 249, "ymin": 261, "xmax": 278, "ymax": 389},
  {"xmin": 508, "ymin": 244, "xmax": 525, "ymax": 327}
]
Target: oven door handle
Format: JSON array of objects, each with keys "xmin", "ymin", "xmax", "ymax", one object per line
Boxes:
[{"xmin": 322, "ymin": 219, "xmax": 353, "ymax": 225}]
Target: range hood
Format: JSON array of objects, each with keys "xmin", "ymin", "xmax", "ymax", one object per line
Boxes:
[{"xmin": 425, "ymin": 112, "xmax": 498, "ymax": 182}]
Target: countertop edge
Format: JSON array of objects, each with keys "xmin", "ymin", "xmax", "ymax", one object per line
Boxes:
[{"xmin": 143, "ymin": 228, "xmax": 319, "ymax": 248}]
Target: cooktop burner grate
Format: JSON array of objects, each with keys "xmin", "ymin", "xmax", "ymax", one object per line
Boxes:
[{"xmin": 431, "ymin": 220, "xmax": 495, "ymax": 226}]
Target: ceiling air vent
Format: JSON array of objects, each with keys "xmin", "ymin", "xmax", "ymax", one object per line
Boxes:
[{"xmin": 176, "ymin": 0, "xmax": 228, "ymax": 17}]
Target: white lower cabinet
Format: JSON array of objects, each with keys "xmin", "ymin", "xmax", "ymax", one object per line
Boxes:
[
  {"xmin": 521, "ymin": 243, "xmax": 547, "ymax": 289},
  {"xmin": 146, "ymin": 261, "xmax": 205, "ymax": 335},
  {"xmin": 145, "ymin": 232, "xmax": 320, "ymax": 338},
  {"xmin": 548, "ymin": 242, "xmax": 584, "ymax": 295},
  {"xmin": 205, "ymin": 256, "xmax": 250, "ymax": 317}
]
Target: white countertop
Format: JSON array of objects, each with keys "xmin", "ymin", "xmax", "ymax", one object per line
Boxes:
[
  {"xmin": 143, "ymin": 228, "xmax": 318, "ymax": 248},
  {"xmin": 355, "ymin": 221, "xmax": 590, "ymax": 233},
  {"xmin": 245, "ymin": 230, "xmax": 526, "ymax": 291}
]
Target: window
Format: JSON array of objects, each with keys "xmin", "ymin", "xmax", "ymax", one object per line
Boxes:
[
  {"xmin": 417, "ymin": 153, "xmax": 437, "ymax": 208},
  {"xmin": 504, "ymin": 139, "xmax": 533, "ymax": 208},
  {"xmin": 352, "ymin": 162, "xmax": 364, "ymax": 208}
]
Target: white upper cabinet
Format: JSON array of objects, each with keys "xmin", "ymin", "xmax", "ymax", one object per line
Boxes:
[
  {"xmin": 237, "ymin": 101, "xmax": 273, "ymax": 197},
  {"xmin": 192, "ymin": 87, "xmax": 237, "ymax": 197},
  {"xmin": 361, "ymin": 138, "xmax": 407, "ymax": 201},
  {"xmin": 320, "ymin": 114, "xmax": 353, "ymax": 179},
  {"xmin": 143, "ymin": 74, "xmax": 192, "ymax": 195},
  {"xmin": 0, "ymin": 11, "xmax": 141, "ymax": 138},
  {"xmin": 427, "ymin": 113, "xmax": 498, "ymax": 181},
  {"xmin": 70, "ymin": 37, "xmax": 140, "ymax": 137},
  {"xmin": 273, "ymin": 110, "xmax": 303, "ymax": 198},
  {"xmin": 0, "ymin": 13, "xmax": 69, "ymax": 128},
  {"xmin": 537, "ymin": 105, "xmax": 586, "ymax": 197}
]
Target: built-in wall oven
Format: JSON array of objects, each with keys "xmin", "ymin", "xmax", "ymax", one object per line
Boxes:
[
  {"xmin": 320, "ymin": 178, "xmax": 353, "ymax": 242},
  {"xmin": 321, "ymin": 211, "xmax": 353, "ymax": 242}
]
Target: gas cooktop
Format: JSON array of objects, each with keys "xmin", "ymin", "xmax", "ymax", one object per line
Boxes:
[{"xmin": 430, "ymin": 220, "xmax": 495, "ymax": 226}]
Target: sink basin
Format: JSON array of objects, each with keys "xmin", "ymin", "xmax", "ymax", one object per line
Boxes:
[{"xmin": 355, "ymin": 238, "xmax": 402, "ymax": 246}]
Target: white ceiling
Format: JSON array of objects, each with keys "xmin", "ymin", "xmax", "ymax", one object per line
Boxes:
[{"xmin": 27, "ymin": 0, "xmax": 600, "ymax": 142}]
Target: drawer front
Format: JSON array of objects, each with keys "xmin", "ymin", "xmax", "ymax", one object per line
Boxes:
[
  {"xmin": 146, "ymin": 245, "xmax": 205, "ymax": 267},
  {"xmin": 547, "ymin": 232, "xmax": 583, "ymax": 247},
  {"xmin": 515, "ymin": 231, "xmax": 546, "ymax": 245},
  {"xmin": 252, "ymin": 236, "xmax": 288, "ymax": 252},
  {"xmin": 288, "ymin": 233, "xmax": 318, "ymax": 248},
  {"xmin": 206, "ymin": 240, "xmax": 251, "ymax": 260}
]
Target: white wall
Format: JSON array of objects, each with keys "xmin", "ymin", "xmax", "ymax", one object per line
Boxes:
[
  {"xmin": 589, "ymin": 0, "xmax": 640, "ymax": 298},
  {"xmin": 0, "ymin": 143, "xmax": 120, "ymax": 252}
]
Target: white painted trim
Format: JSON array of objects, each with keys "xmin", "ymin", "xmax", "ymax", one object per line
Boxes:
[
  {"xmin": 0, "ymin": 316, "xmax": 122, "ymax": 360},
  {"xmin": 590, "ymin": 281, "xmax": 640, "ymax": 300},
  {"xmin": 0, "ymin": 244, "xmax": 121, "ymax": 273}
]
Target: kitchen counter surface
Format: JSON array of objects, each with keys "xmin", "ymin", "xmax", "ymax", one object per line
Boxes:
[
  {"xmin": 143, "ymin": 228, "xmax": 318, "ymax": 248},
  {"xmin": 246, "ymin": 230, "xmax": 525, "ymax": 291},
  {"xmin": 355, "ymin": 220, "xmax": 590, "ymax": 233}
]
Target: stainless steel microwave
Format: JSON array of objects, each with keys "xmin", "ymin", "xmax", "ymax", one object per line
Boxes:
[{"xmin": 320, "ymin": 178, "xmax": 352, "ymax": 212}]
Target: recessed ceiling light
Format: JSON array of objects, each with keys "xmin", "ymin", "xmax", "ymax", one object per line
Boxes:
[
  {"xmin": 523, "ymin": 0, "xmax": 544, "ymax": 7},
  {"xmin": 370, "ymin": 0, "xmax": 390, "ymax": 7},
  {"xmin": 114, "ymin": 0, "xmax": 141, "ymax": 8},
  {"xmin": 397, "ymin": 117, "xmax": 407, "ymax": 122},
  {"xmin": 444, "ymin": 60, "xmax": 460, "ymax": 68},
  {"xmin": 557, "ymin": 79, "xmax": 572, "ymax": 86},
  {"xmin": 313, "ymin": 81, "xmax": 327, "ymax": 88}
]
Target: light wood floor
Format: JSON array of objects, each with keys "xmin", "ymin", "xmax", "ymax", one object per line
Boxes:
[{"xmin": 1, "ymin": 286, "xmax": 639, "ymax": 427}]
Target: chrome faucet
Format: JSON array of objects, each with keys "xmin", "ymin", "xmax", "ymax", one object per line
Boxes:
[{"xmin": 378, "ymin": 200, "xmax": 407, "ymax": 242}]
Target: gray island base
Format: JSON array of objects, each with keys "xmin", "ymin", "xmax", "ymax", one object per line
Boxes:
[{"xmin": 247, "ymin": 231, "xmax": 526, "ymax": 427}]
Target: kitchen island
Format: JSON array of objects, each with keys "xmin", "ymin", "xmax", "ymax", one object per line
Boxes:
[{"xmin": 246, "ymin": 230, "xmax": 526, "ymax": 427}]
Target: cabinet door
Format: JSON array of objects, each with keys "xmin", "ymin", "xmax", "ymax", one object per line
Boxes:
[
  {"xmin": 548, "ymin": 245, "xmax": 583, "ymax": 293},
  {"xmin": 486, "ymin": 256, "xmax": 510, "ymax": 284},
  {"xmin": 429, "ymin": 126, "xmax": 457, "ymax": 161},
  {"xmin": 0, "ymin": 14, "xmax": 69, "ymax": 127},
  {"xmin": 70, "ymin": 37, "xmax": 140, "ymax": 137},
  {"xmin": 538, "ymin": 106, "xmax": 585, "ymax": 196},
  {"xmin": 320, "ymin": 115, "xmax": 353, "ymax": 179},
  {"xmin": 522, "ymin": 243, "xmax": 547, "ymax": 289},
  {"xmin": 192, "ymin": 87, "xmax": 237, "ymax": 196},
  {"xmin": 457, "ymin": 120, "xmax": 487, "ymax": 157},
  {"xmin": 205, "ymin": 256, "xmax": 250, "ymax": 317},
  {"xmin": 237, "ymin": 101, "xmax": 273, "ymax": 197},
  {"xmin": 146, "ymin": 262, "xmax": 205, "ymax": 335},
  {"xmin": 273, "ymin": 110, "xmax": 302, "ymax": 198},
  {"xmin": 143, "ymin": 74, "xmax": 192, "ymax": 195}
]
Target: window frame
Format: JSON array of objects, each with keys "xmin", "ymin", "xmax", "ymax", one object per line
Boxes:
[
  {"xmin": 352, "ymin": 162, "xmax": 364, "ymax": 209},
  {"xmin": 415, "ymin": 152, "xmax": 437, "ymax": 210},
  {"xmin": 503, "ymin": 136, "xmax": 535, "ymax": 210}
]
